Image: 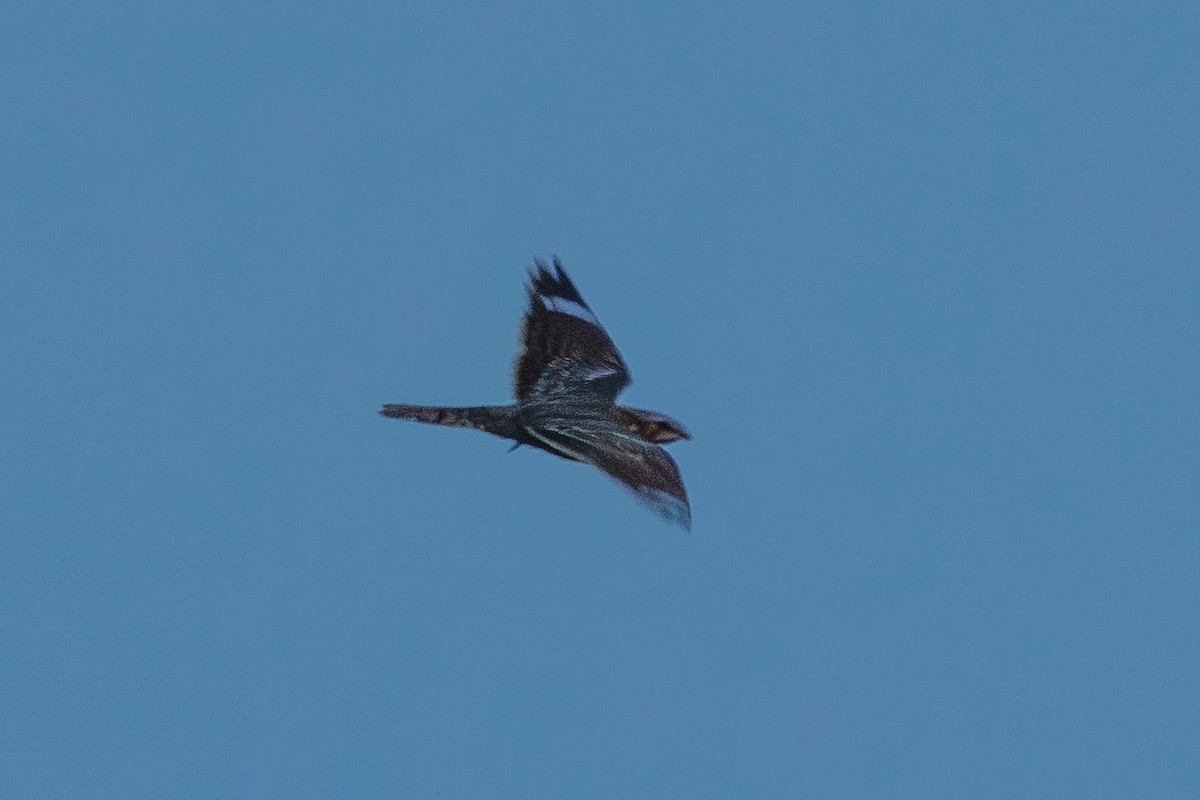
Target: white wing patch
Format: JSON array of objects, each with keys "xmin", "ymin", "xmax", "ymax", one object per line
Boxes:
[{"xmin": 542, "ymin": 295, "xmax": 602, "ymax": 327}]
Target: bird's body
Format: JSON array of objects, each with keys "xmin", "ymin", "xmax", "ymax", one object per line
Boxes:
[{"xmin": 380, "ymin": 257, "xmax": 691, "ymax": 529}]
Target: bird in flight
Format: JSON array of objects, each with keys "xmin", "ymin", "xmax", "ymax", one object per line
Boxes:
[{"xmin": 380, "ymin": 257, "xmax": 692, "ymax": 529}]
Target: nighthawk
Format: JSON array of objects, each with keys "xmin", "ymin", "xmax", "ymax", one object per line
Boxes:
[{"xmin": 380, "ymin": 257, "xmax": 691, "ymax": 529}]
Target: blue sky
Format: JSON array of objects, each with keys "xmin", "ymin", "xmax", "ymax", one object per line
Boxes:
[{"xmin": 3, "ymin": 2, "xmax": 1197, "ymax": 797}]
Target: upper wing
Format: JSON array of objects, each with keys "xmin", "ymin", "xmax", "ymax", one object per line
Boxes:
[
  {"xmin": 520, "ymin": 414, "xmax": 692, "ymax": 530},
  {"xmin": 513, "ymin": 257, "xmax": 631, "ymax": 405}
]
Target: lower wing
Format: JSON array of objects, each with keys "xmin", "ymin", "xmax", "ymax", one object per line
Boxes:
[{"xmin": 521, "ymin": 419, "xmax": 691, "ymax": 531}]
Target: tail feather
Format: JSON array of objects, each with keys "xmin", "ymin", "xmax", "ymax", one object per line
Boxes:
[
  {"xmin": 379, "ymin": 403, "xmax": 521, "ymax": 441},
  {"xmin": 380, "ymin": 403, "xmax": 474, "ymax": 427}
]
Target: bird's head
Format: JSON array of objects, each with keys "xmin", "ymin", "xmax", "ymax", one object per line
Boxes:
[{"xmin": 616, "ymin": 406, "xmax": 691, "ymax": 445}]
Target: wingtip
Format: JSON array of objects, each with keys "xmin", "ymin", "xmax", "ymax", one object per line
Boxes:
[
  {"xmin": 642, "ymin": 489, "xmax": 692, "ymax": 533},
  {"xmin": 531, "ymin": 255, "xmax": 553, "ymax": 282}
]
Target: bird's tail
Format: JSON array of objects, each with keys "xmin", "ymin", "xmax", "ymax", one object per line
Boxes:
[{"xmin": 378, "ymin": 403, "xmax": 521, "ymax": 440}]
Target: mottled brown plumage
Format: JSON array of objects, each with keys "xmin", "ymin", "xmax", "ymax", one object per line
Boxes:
[{"xmin": 380, "ymin": 257, "xmax": 691, "ymax": 529}]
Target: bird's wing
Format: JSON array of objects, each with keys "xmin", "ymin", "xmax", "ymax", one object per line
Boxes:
[
  {"xmin": 520, "ymin": 414, "xmax": 691, "ymax": 530},
  {"xmin": 513, "ymin": 257, "xmax": 631, "ymax": 406}
]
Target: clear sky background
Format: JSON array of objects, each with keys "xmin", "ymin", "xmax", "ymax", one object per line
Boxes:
[{"xmin": 3, "ymin": 3, "xmax": 1197, "ymax": 798}]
